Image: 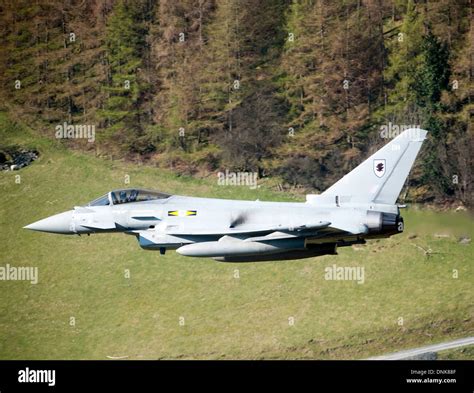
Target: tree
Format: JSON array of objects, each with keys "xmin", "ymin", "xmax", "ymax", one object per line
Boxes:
[{"xmin": 101, "ymin": 0, "xmax": 153, "ymax": 152}]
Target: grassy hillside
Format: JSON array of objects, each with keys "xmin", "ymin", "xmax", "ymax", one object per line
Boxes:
[
  {"xmin": 438, "ymin": 346, "xmax": 474, "ymax": 360},
  {"xmin": 0, "ymin": 113, "xmax": 472, "ymax": 359}
]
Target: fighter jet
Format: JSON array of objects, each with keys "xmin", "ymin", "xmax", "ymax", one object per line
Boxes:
[{"xmin": 24, "ymin": 128, "xmax": 427, "ymax": 262}]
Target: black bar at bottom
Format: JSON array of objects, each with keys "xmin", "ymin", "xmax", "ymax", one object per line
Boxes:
[{"xmin": 0, "ymin": 360, "xmax": 471, "ymax": 392}]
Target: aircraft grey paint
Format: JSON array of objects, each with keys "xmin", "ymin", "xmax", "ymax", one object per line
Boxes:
[{"xmin": 24, "ymin": 129, "xmax": 428, "ymax": 262}]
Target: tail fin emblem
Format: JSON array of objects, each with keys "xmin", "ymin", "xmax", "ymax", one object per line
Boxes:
[{"xmin": 373, "ymin": 159, "xmax": 386, "ymax": 178}]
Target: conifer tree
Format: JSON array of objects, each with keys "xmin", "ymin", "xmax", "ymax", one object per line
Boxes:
[{"xmin": 102, "ymin": 0, "xmax": 152, "ymax": 151}]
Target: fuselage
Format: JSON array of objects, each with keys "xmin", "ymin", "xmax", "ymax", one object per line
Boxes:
[{"xmin": 24, "ymin": 189, "xmax": 403, "ymax": 262}]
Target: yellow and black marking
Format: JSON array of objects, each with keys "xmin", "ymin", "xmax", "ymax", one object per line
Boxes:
[{"xmin": 168, "ymin": 210, "xmax": 197, "ymax": 217}]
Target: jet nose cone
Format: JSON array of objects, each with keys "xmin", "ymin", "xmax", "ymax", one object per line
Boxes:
[{"xmin": 24, "ymin": 210, "xmax": 74, "ymax": 234}]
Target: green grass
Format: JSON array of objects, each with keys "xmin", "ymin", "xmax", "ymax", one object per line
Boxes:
[
  {"xmin": 0, "ymin": 113, "xmax": 473, "ymax": 359},
  {"xmin": 437, "ymin": 346, "xmax": 474, "ymax": 360}
]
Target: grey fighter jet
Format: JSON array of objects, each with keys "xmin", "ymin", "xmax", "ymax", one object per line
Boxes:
[{"xmin": 24, "ymin": 129, "xmax": 427, "ymax": 262}]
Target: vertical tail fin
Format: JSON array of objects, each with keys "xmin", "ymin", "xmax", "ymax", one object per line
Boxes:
[{"xmin": 322, "ymin": 128, "xmax": 428, "ymax": 204}]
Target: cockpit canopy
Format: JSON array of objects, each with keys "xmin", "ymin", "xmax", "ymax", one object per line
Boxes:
[{"xmin": 88, "ymin": 189, "xmax": 170, "ymax": 206}]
